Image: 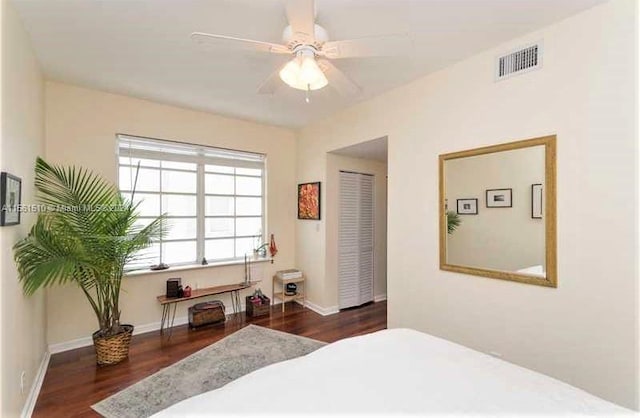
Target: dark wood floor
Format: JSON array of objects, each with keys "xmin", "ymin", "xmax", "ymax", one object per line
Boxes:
[{"xmin": 34, "ymin": 301, "xmax": 387, "ymax": 417}]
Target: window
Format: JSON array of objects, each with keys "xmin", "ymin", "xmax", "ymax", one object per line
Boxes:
[{"xmin": 117, "ymin": 134, "xmax": 265, "ymax": 268}]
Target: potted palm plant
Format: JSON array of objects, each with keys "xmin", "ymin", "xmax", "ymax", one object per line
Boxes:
[{"xmin": 14, "ymin": 158, "xmax": 164, "ymax": 365}]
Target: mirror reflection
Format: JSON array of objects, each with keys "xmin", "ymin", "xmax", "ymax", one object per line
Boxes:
[{"xmin": 440, "ymin": 136, "xmax": 556, "ymax": 287}]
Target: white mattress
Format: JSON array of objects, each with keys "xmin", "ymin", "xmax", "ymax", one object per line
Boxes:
[{"xmin": 153, "ymin": 328, "xmax": 631, "ymax": 417}]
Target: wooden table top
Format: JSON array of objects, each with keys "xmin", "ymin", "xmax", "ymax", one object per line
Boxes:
[{"xmin": 156, "ymin": 281, "xmax": 259, "ymax": 305}]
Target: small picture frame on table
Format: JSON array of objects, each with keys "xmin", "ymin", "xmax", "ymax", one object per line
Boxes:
[
  {"xmin": 1, "ymin": 172, "xmax": 22, "ymax": 226},
  {"xmin": 457, "ymin": 198, "xmax": 478, "ymax": 215}
]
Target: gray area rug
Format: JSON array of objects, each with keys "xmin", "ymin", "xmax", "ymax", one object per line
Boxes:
[{"xmin": 92, "ymin": 325, "xmax": 326, "ymax": 418}]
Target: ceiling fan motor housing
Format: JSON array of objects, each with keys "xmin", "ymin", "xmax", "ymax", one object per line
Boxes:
[{"xmin": 282, "ymin": 23, "xmax": 328, "ymax": 51}]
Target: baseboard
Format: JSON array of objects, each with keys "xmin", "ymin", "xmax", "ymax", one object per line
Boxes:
[
  {"xmin": 295, "ymin": 299, "xmax": 339, "ymax": 316},
  {"xmin": 374, "ymin": 293, "xmax": 387, "ymax": 302},
  {"xmin": 20, "ymin": 350, "xmax": 50, "ymax": 418},
  {"xmin": 48, "ymin": 303, "xmax": 250, "ymax": 354},
  {"xmin": 295, "ymin": 296, "xmax": 386, "ymax": 316},
  {"xmin": 48, "ymin": 315, "xmax": 190, "ymax": 354}
]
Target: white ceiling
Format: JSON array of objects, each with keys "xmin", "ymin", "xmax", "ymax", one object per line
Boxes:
[
  {"xmin": 12, "ymin": 0, "xmax": 605, "ymax": 128},
  {"xmin": 332, "ymin": 137, "xmax": 388, "ymax": 162}
]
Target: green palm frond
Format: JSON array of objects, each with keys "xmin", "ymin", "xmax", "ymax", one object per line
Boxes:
[
  {"xmin": 14, "ymin": 157, "xmax": 166, "ymax": 336},
  {"xmin": 447, "ymin": 211, "xmax": 462, "ymax": 234}
]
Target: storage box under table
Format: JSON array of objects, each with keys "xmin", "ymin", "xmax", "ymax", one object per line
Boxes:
[
  {"xmin": 188, "ymin": 301, "xmax": 226, "ymax": 328},
  {"xmin": 246, "ymin": 296, "xmax": 271, "ymax": 317}
]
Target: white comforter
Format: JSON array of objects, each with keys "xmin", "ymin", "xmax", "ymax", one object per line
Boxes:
[{"xmin": 154, "ymin": 328, "xmax": 631, "ymax": 417}]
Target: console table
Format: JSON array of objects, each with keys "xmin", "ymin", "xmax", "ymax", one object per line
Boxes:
[{"xmin": 156, "ymin": 281, "xmax": 258, "ymax": 337}]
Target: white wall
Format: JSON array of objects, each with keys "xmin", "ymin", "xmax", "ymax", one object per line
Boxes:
[
  {"xmin": 0, "ymin": 1, "xmax": 47, "ymax": 416},
  {"xmin": 296, "ymin": 0, "xmax": 638, "ymax": 409},
  {"xmin": 325, "ymin": 153, "xmax": 387, "ymax": 309},
  {"xmin": 446, "ymin": 145, "xmax": 545, "ymax": 272},
  {"xmin": 44, "ymin": 81, "xmax": 297, "ymax": 345}
]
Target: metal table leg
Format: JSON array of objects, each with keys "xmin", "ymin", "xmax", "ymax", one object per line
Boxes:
[
  {"xmin": 167, "ymin": 303, "xmax": 177, "ymax": 340},
  {"xmin": 231, "ymin": 290, "xmax": 241, "ymax": 314},
  {"xmin": 160, "ymin": 304, "xmax": 169, "ymax": 335}
]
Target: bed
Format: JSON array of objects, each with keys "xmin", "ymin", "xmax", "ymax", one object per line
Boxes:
[{"xmin": 153, "ymin": 328, "xmax": 631, "ymax": 416}]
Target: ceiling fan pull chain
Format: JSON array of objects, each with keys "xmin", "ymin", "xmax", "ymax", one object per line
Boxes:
[{"xmin": 306, "ymin": 84, "xmax": 311, "ymax": 103}]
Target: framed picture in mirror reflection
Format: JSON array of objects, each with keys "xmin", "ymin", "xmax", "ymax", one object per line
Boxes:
[
  {"xmin": 486, "ymin": 188, "xmax": 512, "ymax": 208},
  {"xmin": 456, "ymin": 198, "xmax": 478, "ymax": 215},
  {"xmin": 531, "ymin": 184, "xmax": 543, "ymax": 219}
]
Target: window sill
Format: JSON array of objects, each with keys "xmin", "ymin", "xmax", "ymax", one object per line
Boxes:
[{"xmin": 124, "ymin": 256, "xmax": 273, "ymax": 277}]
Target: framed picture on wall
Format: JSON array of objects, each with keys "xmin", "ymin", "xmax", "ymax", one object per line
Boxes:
[
  {"xmin": 1, "ymin": 172, "xmax": 22, "ymax": 226},
  {"xmin": 456, "ymin": 198, "xmax": 478, "ymax": 215},
  {"xmin": 531, "ymin": 183, "xmax": 543, "ymax": 219},
  {"xmin": 298, "ymin": 182, "xmax": 321, "ymax": 220},
  {"xmin": 486, "ymin": 188, "xmax": 512, "ymax": 208}
]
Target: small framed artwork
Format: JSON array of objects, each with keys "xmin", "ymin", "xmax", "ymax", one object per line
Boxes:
[
  {"xmin": 531, "ymin": 184, "xmax": 543, "ymax": 219},
  {"xmin": 457, "ymin": 198, "xmax": 478, "ymax": 215},
  {"xmin": 486, "ymin": 188, "xmax": 512, "ymax": 208},
  {"xmin": 298, "ymin": 182, "xmax": 321, "ymax": 220},
  {"xmin": 1, "ymin": 172, "xmax": 22, "ymax": 226}
]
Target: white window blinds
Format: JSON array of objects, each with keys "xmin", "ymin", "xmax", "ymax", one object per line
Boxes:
[{"xmin": 117, "ymin": 134, "xmax": 266, "ymax": 268}]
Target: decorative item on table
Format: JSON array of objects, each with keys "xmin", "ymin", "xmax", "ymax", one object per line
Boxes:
[
  {"xmin": 246, "ymin": 289, "xmax": 271, "ymax": 317},
  {"xmin": 298, "ymin": 182, "xmax": 321, "ymax": 220},
  {"xmin": 276, "ymin": 268, "xmax": 302, "ymax": 280},
  {"xmin": 486, "ymin": 188, "xmax": 512, "ymax": 208},
  {"xmin": 243, "ymin": 253, "xmax": 252, "ymax": 285},
  {"xmin": 269, "ymin": 233, "xmax": 278, "ymax": 257},
  {"xmin": 1, "ymin": 172, "xmax": 21, "ymax": 226},
  {"xmin": 188, "ymin": 301, "xmax": 226, "ymax": 328},
  {"xmin": 166, "ymin": 278, "xmax": 182, "ymax": 298},
  {"xmin": 183, "ymin": 285, "xmax": 192, "ymax": 298},
  {"xmin": 456, "ymin": 198, "xmax": 478, "ymax": 215},
  {"xmin": 285, "ymin": 283, "xmax": 297, "ymax": 296}
]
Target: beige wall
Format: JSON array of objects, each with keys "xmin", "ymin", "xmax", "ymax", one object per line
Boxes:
[
  {"xmin": 324, "ymin": 153, "xmax": 387, "ymax": 309},
  {"xmin": 44, "ymin": 81, "xmax": 297, "ymax": 345},
  {"xmin": 1, "ymin": 1, "xmax": 47, "ymax": 416},
  {"xmin": 297, "ymin": 0, "xmax": 638, "ymax": 410},
  {"xmin": 445, "ymin": 145, "xmax": 545, "ymax": 272}
]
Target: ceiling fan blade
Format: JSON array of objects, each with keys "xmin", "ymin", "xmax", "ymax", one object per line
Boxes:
[
  {"xmin": 321, "ymin": 34, "xmax": 412, "ymax": 59},
  {"xmin": 191, "ymin": 32, "xmax": 290, "ymax": 55},
  {"xmin": 319, "ymin": 60, "xmax": 361, "ymax": 97},
  {"xmin": 284, "ymin": 0, "xmax": 316, "ymax": 44},
  {"xmin": 257, "ymin": 69, "xmax": 284, "ymax": 95}
]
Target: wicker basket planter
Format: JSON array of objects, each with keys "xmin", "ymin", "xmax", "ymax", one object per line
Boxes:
[{"xmin": 92, "ymin": 324, "xmax": 134, "ymax": 366}]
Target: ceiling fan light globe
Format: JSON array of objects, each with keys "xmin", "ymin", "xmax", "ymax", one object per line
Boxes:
[
  {"xmin": 279, "ymin": 58, "xmax": 328, "ymax": 91},
  {"xmin": 299, "ymin": 56, "xmax": 323, "ymax": 84},
  {"xmin": 308, "ymin": 71, "xmax": 328, "ymax": 90},
  {"xmin": 279, "ymin": 60, "xmax": 301, "ymax": 89}
]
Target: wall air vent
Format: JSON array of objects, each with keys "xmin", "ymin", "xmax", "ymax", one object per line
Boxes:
[{"xmin": 496, "ymin": 42, "xmax": 542, "ymax": 81}]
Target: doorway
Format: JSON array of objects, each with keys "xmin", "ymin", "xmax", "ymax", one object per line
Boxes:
[{"xmin": 328, "ymin": 136, "xmax": 388, "ymax": 311}]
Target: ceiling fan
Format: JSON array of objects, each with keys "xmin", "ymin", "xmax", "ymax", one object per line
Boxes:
[{"xmin": 191, "ymin": 0, "xmax": 411, "ymax": 102}]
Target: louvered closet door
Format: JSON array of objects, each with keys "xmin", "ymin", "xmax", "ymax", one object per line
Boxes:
[{"xmin": 338, "ymin": 171, "xmax": 374, "ymax": 310}]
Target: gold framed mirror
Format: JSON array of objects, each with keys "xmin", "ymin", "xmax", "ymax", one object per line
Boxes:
[{"xmin": 439, "ymin": 135, "xmax": 557, "ymax": 287}]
